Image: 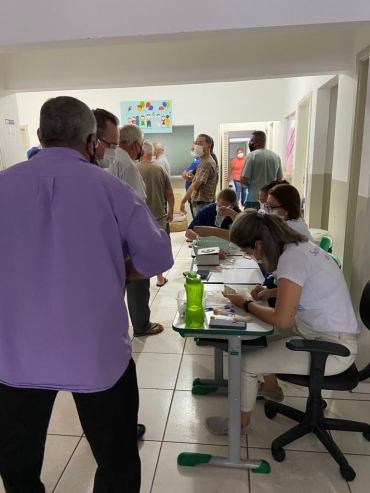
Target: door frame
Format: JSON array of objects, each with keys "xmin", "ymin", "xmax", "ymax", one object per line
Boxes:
[
  {"xmin": 293, "ymin": 93, "xmax": 312, "ymax": 211},
  {"xmin": 343, "ymin": 46, "xmax": 370, "ymax": 285}
]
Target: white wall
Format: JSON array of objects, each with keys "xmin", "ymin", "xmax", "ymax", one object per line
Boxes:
[
  {"xmin": 16, "ymin": 79, "xmax": 289, "ymax": 154},
  {"xmin": 331, "ymin": 75, "xmax": 357, "ymax": 183},
  {"xmin": 0, "ymin": 93, "xmax": 24, "ymax": 167},
  {"xmin": 282, "ymin": 75, "xmax": 335, "ymax": 174}
]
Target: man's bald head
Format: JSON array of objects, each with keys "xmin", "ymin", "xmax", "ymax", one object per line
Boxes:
[{"xmin": 153, "ymin": 142, "xmax": 164, "ymax": 159}]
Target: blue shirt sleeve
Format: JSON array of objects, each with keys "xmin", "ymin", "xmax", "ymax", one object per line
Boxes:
[
  {"xmin": 188, "ymin": 204, "xmax": 216, "ymax": 230},
  {"xmin": 185, "ymin": 159, "xmax": 200, "ymax": 190}
]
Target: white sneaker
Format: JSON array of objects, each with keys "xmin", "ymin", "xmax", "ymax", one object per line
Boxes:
[{"xmin": 205, "ymin": 416, "xmax": 251, "ymax": 436}]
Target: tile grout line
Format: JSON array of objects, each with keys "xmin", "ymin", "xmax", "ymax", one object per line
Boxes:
[
  {"xmin": 51, "ymin": 436, "xmax": 83, "ymax": 493},
  {"xmin": 148, "ymin": 332, "xmax": 187, "ymax": 493},
  {"xmin": 149, "ymin": 240, "xmax": 188, "ymax": 493}
]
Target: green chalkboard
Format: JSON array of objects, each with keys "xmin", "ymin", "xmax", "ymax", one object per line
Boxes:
[{"xmin": 145, "ymin": 125, "xmax": 194, "ymax": 177}]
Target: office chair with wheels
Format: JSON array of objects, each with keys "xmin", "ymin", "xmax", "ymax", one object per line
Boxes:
[{"xmin": 264, "ymin": 281, "xmax": 370, "ymax": 481}]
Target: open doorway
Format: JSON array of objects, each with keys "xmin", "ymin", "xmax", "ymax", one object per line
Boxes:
[
  {"xmin": 292, "ymin": 94, "xmax": 312, "ymax": 213},
  {"xmin": 20, "ymin": 125, "xmax": 30, "ymax": 161},
  {"xmin": 219, "ymin": 121, "xmax": 281, "ymax": 190}
]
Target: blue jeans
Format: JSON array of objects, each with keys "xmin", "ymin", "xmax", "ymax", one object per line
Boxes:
[{"xmin": 234, "ymin": 180, "xmax": 246, "ymax": 204}]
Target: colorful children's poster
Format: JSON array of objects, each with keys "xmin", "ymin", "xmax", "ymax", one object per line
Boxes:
[{"xmin": 120, "ymin": 100, "xmax": 173, "ymax": 133}]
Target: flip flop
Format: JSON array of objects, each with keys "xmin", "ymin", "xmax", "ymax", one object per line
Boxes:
[
  {"xmin": 134, "ymin": 323, "xmax": 164, "ymax": 337},
  {"xmin": 156, "ymin": 278, "xmax": 168, "ymax": 288}
]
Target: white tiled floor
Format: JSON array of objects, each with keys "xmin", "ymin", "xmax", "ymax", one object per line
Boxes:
[{"xmin": 9, "ymin": 232, "xmax": 370, "ymax": 492}]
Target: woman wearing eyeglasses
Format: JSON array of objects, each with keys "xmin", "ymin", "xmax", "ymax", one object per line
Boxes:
[
  {"xmin": 264, "ymin": 183, "xmax": 313, "ymax": 241},
  {"xmin": 206, "ymin": 210, "xmax": 359, "ymax": 436}
]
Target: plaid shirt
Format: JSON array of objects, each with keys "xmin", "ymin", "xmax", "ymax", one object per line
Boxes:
[{"xmin": 191, "ymin": 156, "xmax": 217, "ymax": 203}]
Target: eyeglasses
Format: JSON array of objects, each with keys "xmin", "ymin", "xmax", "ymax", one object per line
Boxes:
[
  {"xmin": 99, "ymin": 138, "xmax": 118, "ymax": 150},
  {"xmin": 242, "ymin": 253, "xmax": 252, "ymax": 260},
  {"xmin": 263, "ymin": 204, "xmax": 283, "ymax": 212}
]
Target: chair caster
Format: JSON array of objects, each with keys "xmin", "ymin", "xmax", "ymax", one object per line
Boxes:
[
  {"xmin": 265, "ymin": 407, "xmax": 278, "ymax": 420},
  {"xmin": 322, "ymin": 400, "xmax": 328, "ymax": 410},
  {"xmin": 363, "ymin": 431, "xmax": 370, "ymax": 441},
  {"xmin": 340, "ymin": 466, "xmax": 356, "ymax": 482},
  {"xmin": 271, "ymin": 447, "xmax": 285, "ymax": 462}
]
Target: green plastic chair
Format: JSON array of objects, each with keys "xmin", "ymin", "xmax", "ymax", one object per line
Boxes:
[
  {"xmin": 328, "ymin": 252, "xmax": 342, "ymax": 269},
  {"xmin": 320, "ymin": 236, "xmax": 333, "ymax": 253}
]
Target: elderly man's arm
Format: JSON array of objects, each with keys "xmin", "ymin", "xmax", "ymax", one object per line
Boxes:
[{"xmin": 166, "ymin": 188, "xmax": 175, "ymax": 222}]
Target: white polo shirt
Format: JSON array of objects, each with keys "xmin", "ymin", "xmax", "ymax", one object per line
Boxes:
[
  {"xmin": 108, "ymin": 148, "xmax": 147, "ymax": 200},
  {"xmin": 277, "ymin": 241, "xmax": 359, "ymax": 334}
]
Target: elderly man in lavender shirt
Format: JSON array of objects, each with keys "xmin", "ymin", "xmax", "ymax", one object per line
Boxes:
[{"xmin": 0, "ymin": 96, "xmax": 173, "ymax": 493}]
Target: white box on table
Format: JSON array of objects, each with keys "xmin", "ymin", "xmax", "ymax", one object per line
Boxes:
[{"xmin": 196, "ymin": 247, "xmax": 220, "ymax": 266}]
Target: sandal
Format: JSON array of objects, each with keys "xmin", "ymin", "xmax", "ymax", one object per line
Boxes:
[
  {"xmin": 156, "ymin": 278, "xmax": 168, "ymax": 288},
  {"xmin": 134, "ymin": 323, "xmax": 164, "ymax": 337}
]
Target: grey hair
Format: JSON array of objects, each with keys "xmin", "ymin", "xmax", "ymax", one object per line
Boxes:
[
  {"xmin": 39, "ymin": 96, "xmax": 96, "ymax": 148},
  {"xmin": 230, "ymin": 209, "xmax": 308, "ymax": 272},
  {"xmin": 153, "ymin": 142, "xmax": 164, "ymax": 151},
  {"xmin": 142, "ymin": 140, "xmax": 154, "ymax": 156},
  {"xmin": 119, "ymin": 124, "xmax": 144, "ymax": 146}
]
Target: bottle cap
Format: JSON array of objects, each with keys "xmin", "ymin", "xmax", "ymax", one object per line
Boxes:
[{"xmin": 186, "ymin": 271, "xmax": 201, "ymax": 284}]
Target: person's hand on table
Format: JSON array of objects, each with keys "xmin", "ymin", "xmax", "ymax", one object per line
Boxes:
[
  {"xmin": 250, "ymin": 285, "xmax": 271, "ymax": 300},
  {"xmin": 221, "ymin": 292, "xmax": 246, "ymax": 308},
  {"xmin": 194, "ymin": 226, "xmax": 213, "ymax": 237},
  {"xmin": 180, "ymin": 201, "xmax": 187, "ymax": 215}
]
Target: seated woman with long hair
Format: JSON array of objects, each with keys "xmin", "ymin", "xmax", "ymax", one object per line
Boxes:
[
  {"xmin": 263, "ymin": 183, "xmax": 313, "ymax": 240},
  {"xmin": 206, "ymin": 210, "xmax": 359, "ymax": 435}
]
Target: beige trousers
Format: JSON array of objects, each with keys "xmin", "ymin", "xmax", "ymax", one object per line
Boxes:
[{"xmin": 241, "ymin": 318, "xmax": 358, "ymax": 412}]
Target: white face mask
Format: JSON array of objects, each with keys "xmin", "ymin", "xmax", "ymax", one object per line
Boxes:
[
  {"xmin": 194, "ymin": 145, "xmax": 204, "ymax": 157},
  {"xmin": 97, "ymin": 148, "xmax": 117, "ymax": 169},
  {"xmin": 190, "ymin": 150, "xmax": 197, "ymax": 158},
  {"xmin": 237, "ymin": 152, "xmax": 244, "ymax": 158},
  {"xmin": 271, "ymin": 208, "xmax": 287, "ymax": 219},
  {"xmin": 259, "ymin": 201, "xmax": 265, "ymax": 210},
  {"xmin": 251, "ymin": 248, "xmax": 264, "ymax": 264},
  {"xmin": 215, "ymin": 206, "xmax": 226, "ymax": 228}
]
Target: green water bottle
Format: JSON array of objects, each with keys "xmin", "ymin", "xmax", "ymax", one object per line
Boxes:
[{"xmin": 184, "ymin": 271, "xmax": 204, "ymax": 328}]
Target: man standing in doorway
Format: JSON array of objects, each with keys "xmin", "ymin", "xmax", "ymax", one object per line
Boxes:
[
  {"xmin": 180, "ymin": 134, "xmax": 217, "ymax": 216},
  {"xmin": 241, "ymin": 131, "xmax": 283, "ymax": 210},
  {"xmin": 153, "ymin": 142, "xmax": 171, "ymax": 176},
  {"xmin": 137, "ymin": 141, "xmax": 175, "ymax": 287},
  {"xmin": 119, "ymin": 125, "xmax": 166, "ymax": 338}
]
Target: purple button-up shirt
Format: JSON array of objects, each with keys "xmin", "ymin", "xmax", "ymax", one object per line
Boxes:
[{"xmin": 0, "ymin": 148, "xmax": 174, "ymax": 392}]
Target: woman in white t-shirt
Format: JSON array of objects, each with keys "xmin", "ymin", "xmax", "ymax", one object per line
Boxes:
[
  {"xmin": 264, "ymin": 183, "xmax": 313, "ymax": 240},
  {"xmin": 206, "ymin": 210, "xmax": 359, "ymax": 436}
]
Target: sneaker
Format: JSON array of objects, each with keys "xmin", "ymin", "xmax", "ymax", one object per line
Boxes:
[
  {"xmin": 258, "ymin": 387, "xmax": 284, "ymax": 402},
  {"xmin": 205, "ymin": 416, "xmax": 251, "ymax": 436}
]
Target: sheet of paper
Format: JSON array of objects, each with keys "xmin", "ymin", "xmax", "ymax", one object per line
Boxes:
[{"xmin": 222, "ymin": 268, "xmax": 263, "ymax": 285}]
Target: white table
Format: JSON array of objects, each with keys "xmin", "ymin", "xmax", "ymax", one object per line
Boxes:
[
  {"xmin": 173, "ymin": 306, "xmax": 273, "ymax": 474},
  {"xmin": 191, "ymin": 256, "xmax": 264, "ymax": 285}
]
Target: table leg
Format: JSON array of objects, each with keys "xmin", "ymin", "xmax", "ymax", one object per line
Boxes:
[
  {"xmin": 192, "ymin": 348, "xmax": 228, "ymax": 395},
  {"xmin": 178, "ymin": 336, "xmax": 271, "ymax": 473}
]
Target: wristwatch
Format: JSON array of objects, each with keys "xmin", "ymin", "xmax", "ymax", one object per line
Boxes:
[{"xmin": 243, "ymin": 300, "xmax": 254, "ymax": 313}]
